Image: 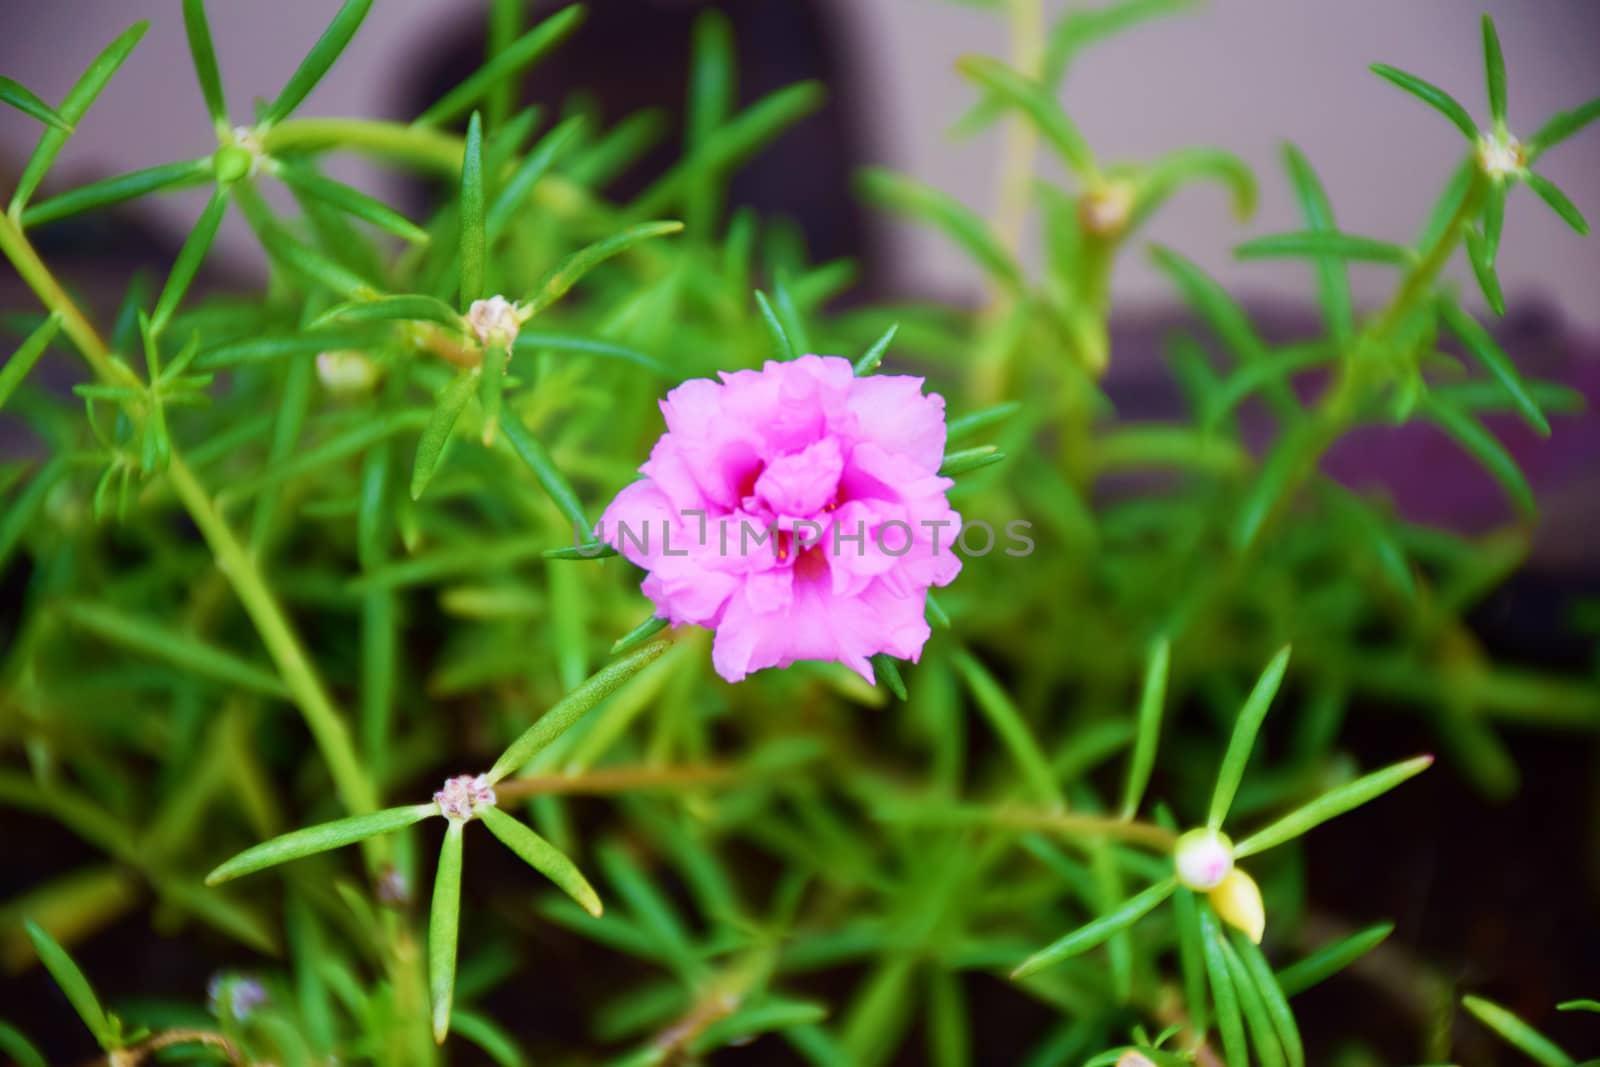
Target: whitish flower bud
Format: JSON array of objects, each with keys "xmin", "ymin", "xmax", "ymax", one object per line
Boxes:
[
  {"xmin": 1173, "ymin": 827, "xmax": 1234, "ymax": 891},
  {"xmin": 1079, "ymin": 180, "xmax": 1136, "ymax": 236},
  {"xmin": 1208, "ymin": 867, "xmax": 1265, "ymax": 944},
  {"xmin": 213, "ymin": 146, "xmax": 254, "ymax": 186},
  {"xmin": 1476, "ymin": 134, "xmax": 1524, "ymax": 181},
  {"xmin": 467, "ymin": 295, "xmax": 521, "ymax": 347},
  {"xmin": 1115, "ymin": 1052, "xmax": 1158, "ymax": 1067},
  {"xmin": 316, "ymin": 350, "xmax": 382, "ymax": 397},
  {"xmin": 434, "ymin": 773, "xmax": 496, "ymax": 822}
]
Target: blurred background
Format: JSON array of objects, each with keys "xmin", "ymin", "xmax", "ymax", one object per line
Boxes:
[{"xmin": 3, "ymin": 0, "xmax": 1599, "ymax": 321}]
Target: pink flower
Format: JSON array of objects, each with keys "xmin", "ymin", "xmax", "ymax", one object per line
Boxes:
[{"xmin": 599, "ymin": 355, "xmax": 962, "ymax": 683}]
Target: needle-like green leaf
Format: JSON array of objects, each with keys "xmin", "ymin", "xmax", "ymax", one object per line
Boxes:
[
  {"xmin": 1172, "ymin": 887, "xmax": 1209, "ymax": 1036},
  {"xmin": 1523, "ymin": 171, "xmax": 1589, "ymax": 235},
  {"xmin": 460, "ymin": 111, "xmax": 486, "ymax": 309},
  {"xmin": 685, "ymin": 9, "xmax": 736, "ymax": 236},
  {"xmin": 151, "ymin": 189, "xmax": 230, "ymax": 335},
  {"xmin": 1149, "ymin": 245, "xmax": 1298, "ymax": 422},
  {"xmin": 22, "ymin": 159, "xmax": 214, "ymax": 228},
  {"xmin": 1198, "ymin": 907, "xmax": 1249, "ymax": 1067},
  {"xmin": 1274, "ymin": 922, "xmax": 1392, "ymax": 997},
  {"xmin": 1481, "ymin": 15, "xmax": 1507, "ymax": 128},
  {"xmin": 0, "ymin": 313, "xmax": 62, "ymax": 413},
  {"xmin": 1120, "ymin": 638, "xmax": 1170, "ymax": 817},
  {"xmin": 313, "ymin": 294, "xmax": 464, "ymax": 331},
  {"xmin": 1369, "ymin": 63, "xmax": 1479, "ymax": 141},
  {"xmin": 947, "ymin": 400, "xmax": 1023, "ymax": 441},
  {"xmin": 1132, "ymin": 147, "xmax": 1257, "ymax": 230},
  {"xmin": 206, "ymin": 804, "xmax": 437, "ymax": 884},
  {"xmin": 1462, "ymin": 995, "xmax": 1574, "ymax": 1067},
  {"xmin": 1419, "ymin": 395, "xmax": 1534, "ymax": 516},
  {"xmin": 1439, "ymin": 298, "xmax": 1549, "ymax": 435},
  {"xmin": 410, "ymin": 370, "xmax": 479, "ymax": 500},
  {"xmin": 858, "ymin": 168, "xmax": 1023, "ymax": 290},
  {"xmin": 872, "ymin": 654, "xmax": 908, "ymax": 701},
  {"xmin": 1483, "ymin": 180, "xmax": 1507, "ymax": 259},
  {"xmin": 59, "ymin": 600, "xmax": 290, "ymax": 699},
  {"xmin": 1012, "ymin": 878, "xmax": 1176, "ymax": 979},
  {"xmin": 953, "ymin": 650, "xmax": 1061, "ymax": 808},
  {"xmin": 24, "ymin": 920, "xmax": 110, "ymax": 1047},
  {"xmin": 1234, "ymin": 755, "xmax": 1433, "ymax": 858},
  {"xmin": 1221, "ymin": 934, "xmax": 1286, "ymax": 1067},
  {"xmin": 11, "ymin": 22, "xmax": 148, "ymax": 215},
  {"xmin": 1233, "ymin": 932, "xmax": 1304, "ymax": 1067},
  {"xmin": 0, "ymin": 1021, "xmax": 46, "ymax": 1067},
  {"xmin": 754, "ymin": 289, "xmax": 796, "ymax": 362},
  {"xmin": 853, "ymin": 323, "xmax": 899, "ymax": 376},
  {"xmin": 479, "ymin": 806, "xmax": 602, "ymax": 917},
  {"xmin": 182, "ymin": 0, "xmax": 227, "ymax": 127},
  {"xmin": 497, "ymin": 409, "xmax": 589, "ymax": 529},
  {"xmin": 956, "ymin": 56, "xmax": 1095, "ymax": 177},
  {"xmin": 274, "ymin": 163, "xmax": 430, "ymax": 244},
  {"xmin": 487, "ymin": 115, "xmax": 586, "ymax": 239},
  {"xmin": 629, "ymin": 82, "xmax": 825, "ymax": 217},
  {"xmin": 0, "ymin": 77, "xmax": 71, "ymax": 131},
  {"xmin": 513, "ymin": 330, "xmax": 668, "ymax": 376},
  {"xmin": 1208, "ymin": 646, "xmax": 1291, "ymax": 828},
  {"xmin": 1235, "ymin": 231, "xmax": 1414, "ymax": 265},
  {"xmin": 416, "ymin": 6, "xmax": 585, "ymax": 128},
  {"xmin": 263, "ymin": 0, "xmax": 374, "ymax": 126},
  {"xmin": 611, "ymin": 615, "xmax": 669, "ymax": 656},
  {"xmin": 487, "ymin": 642, "xmax": 672, "ymax": 783},
  {"xmin": 939, "ymin": 446, "xmax": 1005, "ymax": 478},
  {"xmin": 1464, "ymin": 225, "xmax": 1506, "ymax": 316},
  {"xmin": 1527, "ymin": 95, "xmax": 1600, "ymax": 160},
  {"xmin": 519, "ymin": 222, "xmax": 684, "ymax": 319},
  {"xmin": 430, "ymin": 820, "xmax": 466, "ymax": 1045}
]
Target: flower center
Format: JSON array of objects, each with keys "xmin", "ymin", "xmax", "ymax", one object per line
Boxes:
[{"xmin": 434, "ymin": 773, "xmax": 497, "ymax": 822}]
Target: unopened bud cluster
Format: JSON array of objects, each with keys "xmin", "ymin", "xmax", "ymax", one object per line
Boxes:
[
  {"xmin": 1079, "ymin": 180, "xmax": 1136, "ymax": 236},
  {"xmin": 467, "ymin": 295, "xmax": 521, "ymax": 347},
  {"xmin": 1476, "ymin": 133, "xmax": 1525, "ymax": 180},
  {"xmin": 434, "ymin": 773, "xmax": 497, "ymax": 822}
]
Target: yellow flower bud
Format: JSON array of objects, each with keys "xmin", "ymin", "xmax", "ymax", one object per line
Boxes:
[{"xmin": 1208, "ymin": 867, "xmax": 1265, "ymax": 944}]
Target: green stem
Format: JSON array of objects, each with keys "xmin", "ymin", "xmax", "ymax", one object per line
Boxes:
[
  {"xmin": 1234, "ymin": 165, "xmax": 1489, "ymax": 551},
  {"xmin": 990, "ymin": 0, "xmax": 1044, "ymax": 266},
  {"xmin": 166, "ymin": 456, "xmax": 378, "ymax": 819},
  {"xmin": 0, "ymin": 210, "xmax": 138, "ymax": 391},
  {"xmin": 0, "ymin": 203, "xmax": 381, "ymax": 832},
  {"xmin": 1369, "ymin": 165, "xmax": 1488, "ymax": 341}
]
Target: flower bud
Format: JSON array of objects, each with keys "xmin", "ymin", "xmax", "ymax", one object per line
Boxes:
[
  {"xmin": 467, "ymin": 295, "xmax": 521, "ymax": 347},
  {"xmin": 1079, "ymin": 180, "xmax": 1136, "ymax": 236},
  {"xmin": 316, "ymin": 350, "xmax": 382, "ymax": 397},
  {"xmin": 1208, "ymin": 867, "xmax": 1265, "ymax": 944},
  {"xmin": 434, "ymin": 773, "xmax": 496, "ymax": 822},
  {"xmin": 1476, "ymin": 134, "xmax": 1524, "ymax": 181},
  {"xmin": 213, "ymin": 145, "xmax": 254, "ymax": 186},
  {"xmin": 1173, "ymin": 827, "xmax": 1234, "ymax": 891},
  {"xmin": 1115, "ymin": 1052, "xmax": 1158, "ymax": 1067}
]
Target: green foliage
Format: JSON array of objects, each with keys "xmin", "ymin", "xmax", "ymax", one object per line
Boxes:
[{"xmin": 1, "ymin": 4, "xmax": 1596, "ymax": 1066}]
